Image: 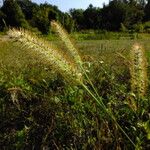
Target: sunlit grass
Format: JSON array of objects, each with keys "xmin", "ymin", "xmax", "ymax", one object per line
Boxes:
[{"xmin": 0, "ymin": 34, "xmax": 150, "ymax": 149}]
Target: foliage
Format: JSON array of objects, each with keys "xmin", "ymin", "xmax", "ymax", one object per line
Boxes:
[
  {"xmin": 101, "ymin": 1, "xmax": 128, "ymax": 31},
  {"xmin": 16, "ymin": 0, "xmax": 37, "ymax": 20},
  {"xmin": 0, "ymin": 0, "xmax": 150, "ymax": 34},
  {"xmin": 143, "ymin": 21, "xmax": 150, "ymax": 32},
  {"xmin": 0, "ymin": 24, "xmax": 150, "ymax": 149},
  {"xmin": 144, "ymin": 0, "xmax": 150, "ymax": 21},
  {"xmin": 69, "ymin": 8, "xmax": 85, "ymax": 30},
  {"xmin": 70, "ymin": 0, "xmax": 148, "ymax": 32},
  {"xmin": 1, "ymin": 0, "xmax": 28, "ymax": 28},
  {"xmin": 0, "ymin": 10, "xmax": 6, "ymax": 31},
  {"xmin": 31, "ymin": 5, "xmax": 51, "ymax": 34}
]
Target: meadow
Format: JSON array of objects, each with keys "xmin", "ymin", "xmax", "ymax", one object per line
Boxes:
[{"xmin": 0, "ymin": 28, "xmax": 150, "ymax": 150}]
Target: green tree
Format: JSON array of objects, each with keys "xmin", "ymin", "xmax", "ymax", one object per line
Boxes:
[
  {"xmin": 101, "ymin": 0, "xmax": 127, "ymax": 30},
  {"xmin": 124, "ymin": 1, "xmax": 144, "ymax": 29},
  {"xmin": 31, "ymin": 3, "xmax": 58, "ymax": 34},
  {"xmin": 62, "ymin": 13, "xmax": 75, "ymax": 33},
  {"xmin": 0, "ymin": 10, "xmax": 6, "ymax": 30},
  {"xmin": 1, "ymin": 0, "xmax": 28, "ymax": 28},
  {"xmin": 31, "ymin": 5, "xmax": 50, "ymax": 34},
  {"xmin": 83, "ymin": 4, "xmax": 102, "ymax": 29},
  {"xmin": 17, "ymin": 0, "xmax": 38, "ymax": 20},
  {"xmin": 70, "ymin": 9, "xmax": 85, "ymax": 30},
  {"xmin": 144, "ymin": 0, "xmax": 150, "ymax": 21}
]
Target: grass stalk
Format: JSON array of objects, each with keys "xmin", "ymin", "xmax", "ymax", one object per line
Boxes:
[
  {"xmin": 7, "ymin": 25, "xmax": 136, "ymax": 147},
  {"xmin": 51, "ymin": 21, "xmax": 136, "ymax": 147},
  {"xmin": 81, "ymin": 82, "xmax": 136, "ymax": 147},
  {"xmin": 51, "ymin": 21, "xmax": 82, "ymax": 69},
  {"xmin": 130, "ymin": 43, "xmax": 148, "ymax": 99},
  {"xmin": 7, "ymin": 28, "xmax": 82, "ymax": 84}
]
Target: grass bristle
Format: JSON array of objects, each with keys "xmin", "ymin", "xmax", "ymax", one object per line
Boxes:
[
  {"xmin": 130, "ymin": 43, "xmax": 148, "ymax": 98},
  {"xmin": 7, "ymin": 28, "xmax": 83, "ymax": 84}
]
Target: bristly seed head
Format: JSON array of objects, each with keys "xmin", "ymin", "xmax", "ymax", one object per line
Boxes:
[
  {"xmin": 130, "ymin": 43, "xmax": 148, "ymax": 98},
  {"xmin": 51, "ymin": 21, "xmax": 83, "ymax": 72},
  {"xmin": 7, "ymin": 28, "xmax": 83, "ymax": 84}
]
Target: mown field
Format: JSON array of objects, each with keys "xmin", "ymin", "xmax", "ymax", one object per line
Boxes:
[{"xmin": 0, "ymin": 32, "xmax": 150, "ymax": 150}]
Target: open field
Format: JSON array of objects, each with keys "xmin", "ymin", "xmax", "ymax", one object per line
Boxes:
[{"xmin": 0, "ymin": 34, "xmax": 150, "ymax": 149}]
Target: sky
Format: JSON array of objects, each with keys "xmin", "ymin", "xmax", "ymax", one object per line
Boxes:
[{"xmin": 32, "ymin": 0, "xmax": 109, "ymax": 12}]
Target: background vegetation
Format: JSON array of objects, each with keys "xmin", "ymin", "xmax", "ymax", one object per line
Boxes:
[
  {"xmin": 0, "ymin": 0, "xmax": 150, "ymax": 149},
  {"xmin": 0, "ymin": 0, "xmax": 150, "ymax": 35}
]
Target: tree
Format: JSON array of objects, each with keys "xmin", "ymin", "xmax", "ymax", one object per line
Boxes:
[
  {"xmin": 83, "ymin": 4, "xmax": 102, "ymax": 29},
  {"xmin": 31, "ymin": 5, "xmax": 50, "ymax": 34},
  {"xmin": 124, "ymin": 1, "xmax": 144, "ymax": 28},
  {"xmin": 1, "ymin": 0, "xmax": 28, "ymax": 28},
  {"xmin": 17, "ymin": 0, "xmax": 38, "ymax": 20},
  {"xmin": 101, "ymin": 0, "xmax": 127, "ymax": 30},
  {"xmin": 62, "ymin": 13, "xmax": 75, "ymax": 33},
  {"xmin": 138, "ymin": 0, "xmax": 146, "ymax": 7},
  {"xmin": 70, "ymin": 8, "xmax": 85, "ymax": 30},
  {"xmin": 0, "ymin": 10, "xmax": 6, "ymax": 30},
  {"xmin": 144, "ymin": 0, "xmax": 150, "ymax": 21},
  {"xmin": 31, "ymin": 3, "xmax": 58, "ymax": 34}
]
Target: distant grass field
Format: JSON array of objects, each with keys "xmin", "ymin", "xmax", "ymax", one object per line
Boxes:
[
  {"xmin": 54, "ymin": 39, "xmax": 150, "ymax": 64},
  {"xmin": 0, "ymin": 35, "xmax": 150, "ymax": 149}
]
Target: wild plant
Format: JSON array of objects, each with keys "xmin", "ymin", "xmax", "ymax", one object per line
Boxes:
[
  {"xmin": 7, "ymin": 28, "xmax": 82, "ymax": 84},
  {"xmin": 7, "ymin": 23, "xmax": 136, "ymax": 148},
  {"xmin": 50, "ymin": 22, "xmax": 136, "ymax": 147},
  {"xmin": 51, "ymin": 21, "xmax": 82, "ymax": 72},
  {"xmin": 130, "ymin": 43, "xmax": 148, "ymax": 99}
]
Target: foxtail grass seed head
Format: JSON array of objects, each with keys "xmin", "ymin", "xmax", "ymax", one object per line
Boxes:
[
  {"xmin": 130, "ymin": 43, "xmax": 148, "ymax": 97},
  {"xmin": 7, "ymin": 29, "xmax": 136, "ymax": 148},
  {"xmin": 51, "ymin": 21, "xmax": 83, "ymax": 71},
  {"xmin": 7, "ymin": 28, "xmax": 83, "ymax": 84}
]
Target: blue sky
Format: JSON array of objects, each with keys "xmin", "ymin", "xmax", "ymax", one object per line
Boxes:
[{"xmin": 32, "ymin": 0, "xmax": 109, "ymax": 12}]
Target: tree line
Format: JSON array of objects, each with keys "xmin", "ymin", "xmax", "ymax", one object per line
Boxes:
[
  {"xmin": 0, "ymin": 0, "xmax": 150, "ymax": 34},
  {"xmin": 70, "ymin": 0, "xmax": 150, "ymax": 32},
  {"xmin": 0, "ymin": 0, "xmax": 74, "ymax": 34}
]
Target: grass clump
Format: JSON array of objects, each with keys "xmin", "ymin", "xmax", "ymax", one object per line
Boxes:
[
  {"xmin": 7, "ymin": 23, "xmax": 137, "ymax": 148},
  {"xmin": 0, "ymin": 23, "xmax": 149, "ymax": 149}
]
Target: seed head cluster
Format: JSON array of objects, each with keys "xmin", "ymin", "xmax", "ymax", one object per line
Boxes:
[
  {"xmin": 51, "ymin": 21, "xmax": 82, "ymax": 72},
  {"xmin": 7, "ymin": 28, "xmax": 83, "ymax": 84},
  {"xmin": 130, "ymin": 43, "xmax": 148, "ymax": 97}
]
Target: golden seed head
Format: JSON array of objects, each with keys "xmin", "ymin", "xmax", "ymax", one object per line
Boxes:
[
  {"xmin": 7, "ymin": 28, "xmax": 83, "ymax": 84},
  {"xmin": 130, "ymin": 43, "xmax": 148, "ymax": 98},
  {"xmin": 51, "ymin": 21, "xmax": 83, "ymax": 70}
]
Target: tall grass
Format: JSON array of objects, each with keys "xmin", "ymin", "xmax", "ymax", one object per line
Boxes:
[
  {"xmin": 51, "ymin": 21, "xmax": 82, "ymax": 66},
  {"xmin": 130, "ymin": 43, "xmax": 148, "ymax": 99},
  {"xmin": 8, "ymin": 28, "xmax": 82, "ymax": 84},
  {"xmin": 1, "ymin": 28, "xmax": 149, "ymax": 149},
  {"xmin": 7, "ymin": 22, "xmax": 139, "ymax": 147}
]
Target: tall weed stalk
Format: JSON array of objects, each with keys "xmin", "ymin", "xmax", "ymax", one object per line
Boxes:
[
  {"xmin": 7, "ymin": 28, "xmax": 82, "ymax": 84},
  {"xmin": 7, "ymin": 23, "xmax": 136, "ymax": 147},
  {"xmin": 130, "ymin": 43, "xmax": 148, "ymax": 100},
  {"xmin": 51, "ymin": 21, "xmax": 136, "ymax": 147}
]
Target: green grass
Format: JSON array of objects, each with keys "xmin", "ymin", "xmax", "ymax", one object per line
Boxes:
[
  {"xmin": 0, "ymin": 37, "xmax": 150, "ymax": 149},
  {"xmin": 71, "ymin": 31, "xmax": 150, "ymax": 41}
]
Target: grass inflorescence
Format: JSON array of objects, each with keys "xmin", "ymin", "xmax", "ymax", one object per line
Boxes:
[
  {"xmin": 130, "ymin": 43, "xmax": 148, "ymax": 98},
  {"xmin": 51, "ymin": 21, "xmax": 83, "ymax": 71},
  {"xmin": 7, "ymin": 28, "xmax": 83, "ymax": 84},
  {"xmin": 8, "ymin": 23, "xmax": 136, "ymax": 147},
  {"xmin": 0, "ymin": 22, "xmax": 149, "ymax": 149}
]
